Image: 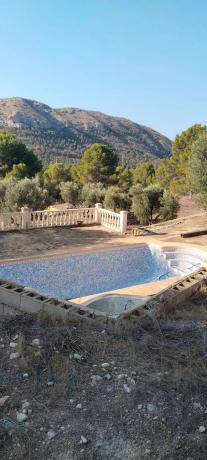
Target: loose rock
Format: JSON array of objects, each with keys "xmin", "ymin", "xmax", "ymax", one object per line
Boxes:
[
  {"xmin": 47, "ymin": 430, "xmax": 56, "ymax": 440},
  {"xmin": 0, "ymin": 396, "xmax": 9, "ymax": 407},
  {"xmin": 80, "ymin": 435, "xmax": 88, "ymax": 444},
  {"xmin": 9, "ymin": 352, "xmax": 20, "ymax": 360},
  {"xmin": 32, "ymin": 338, "xmax": 40, "ymax": 347},
  {"xmin": 16, "ymin": 412, "xmax": 28, "ymax": 422}
]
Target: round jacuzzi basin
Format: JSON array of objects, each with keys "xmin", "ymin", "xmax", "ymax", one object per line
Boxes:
[{"xmin": 85, "ymin": 294, "xmax": 149, "ymax": 316}]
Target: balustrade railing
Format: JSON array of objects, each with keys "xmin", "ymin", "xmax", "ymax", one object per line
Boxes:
[
  {"xmin": 0, "ymin": 205, "xmax": 127, "ymax": 234},
  {"xmin": 29, "ymin": 208, "xmax": 95, "ymax": 229},
  {"xmin": 0, "ymin": 212, "xmax": 22, "ymax": 231},
  {"xmin": 99, "ymin": 208, "xmax": 121, "ymax": 231}
]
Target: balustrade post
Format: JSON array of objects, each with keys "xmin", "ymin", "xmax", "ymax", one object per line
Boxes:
[
  {"xmin": 120, "ymin": 211, "xmax": 128, "ymax": 234},
  {"xmin": 95, "ymin": 203, "xmax": 102, "ymax": 224},
  {"xmin": 21, "ymin": 207, "xmax": 30, "ymax": 231}
]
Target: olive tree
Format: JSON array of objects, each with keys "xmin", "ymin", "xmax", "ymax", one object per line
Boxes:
[
  {"xmin": 4, "ymin": 178, "xmax": 50, "ymax": 211},
  {"xmin": 60, "ymin": 181, "xmax": 80, "ymax": 206}
]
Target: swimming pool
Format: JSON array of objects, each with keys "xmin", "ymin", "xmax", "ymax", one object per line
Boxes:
[{"xmin": 0, "ymin": 245, "xmax": 204, "ymax": 300}]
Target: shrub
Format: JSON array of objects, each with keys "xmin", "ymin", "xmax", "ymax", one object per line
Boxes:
[
  {"xmin": 81, "ymin": 183, "xmax": 106, "ymax": 206},
  {"xmin": 160, "ymin": 190, "xmax": 179, "ymax": 220},
  {"xmin": 104, "ymin": 186, "xmax": 131, "ymax": 211},
  {"xmin": 4, "ymin": 178, "xmax": 50, "ymax": 211},
  {"xmin": 131, "ymin": 184, "xmax": 162, "ymax": 224},
  {"xmin": 60, "ymin": 181, "xmax": 80, "ymax": 206}
]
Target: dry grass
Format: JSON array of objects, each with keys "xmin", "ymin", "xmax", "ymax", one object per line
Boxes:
[{"xmin": 2, "ymin": 290, "xmax": 207, "ymax": 459}]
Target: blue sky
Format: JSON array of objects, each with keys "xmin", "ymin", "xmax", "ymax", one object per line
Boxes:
[{"xmin": 0, "ymin": 0, "xmax": 207, "ymax": 139}]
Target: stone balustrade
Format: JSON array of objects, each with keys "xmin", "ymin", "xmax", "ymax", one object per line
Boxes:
[{"xmin": 0, "ymin": 205, "xmax": 128, "ymax": 234}]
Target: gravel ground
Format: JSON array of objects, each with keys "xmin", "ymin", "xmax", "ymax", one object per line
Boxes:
[{"xmin": 1, "ymin": 289, "xmax": 207, "ymax": 459}]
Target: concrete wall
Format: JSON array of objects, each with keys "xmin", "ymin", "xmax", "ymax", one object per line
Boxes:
[{"xmin": 0, "ymin": 278, "xmax": 108, "ymax": 322}]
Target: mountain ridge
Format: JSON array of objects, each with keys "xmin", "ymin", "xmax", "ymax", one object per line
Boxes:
[{"xmin": 0, "ymin": 97, "xmax": 172, "ymax": 166}]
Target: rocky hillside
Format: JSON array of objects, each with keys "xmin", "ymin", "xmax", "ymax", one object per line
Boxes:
[{"xmin": 0, "ymin": 97, "xmax": 171, "ymax": 166}]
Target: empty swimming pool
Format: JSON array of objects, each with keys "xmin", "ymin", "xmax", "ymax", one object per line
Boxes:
[{"xmin": 0, "ymin": 245, "xmax": 205, "ymax": 300}]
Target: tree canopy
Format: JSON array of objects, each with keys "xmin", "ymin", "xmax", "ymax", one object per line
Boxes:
[
  {"xmin": 74, "ymin": 143, "xmax": 118, "ymax": 185},
  {"xmin": 188, "ymin": 132, "xmax": 207, "ymax": 207},
  {"xmin": 40, "ymin": 162, "xmax": 72, "ymax": 198},
  {"xmin": 133, "ymin": 162, "xmax": 155, "ymax": 187},
  {"xmin": 0, "ymin": 131, "xmax": 42, "ymax": 176}
]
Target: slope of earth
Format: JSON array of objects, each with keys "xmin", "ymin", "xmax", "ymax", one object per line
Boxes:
[
  {"xmin": 0, "ymin": 97, "xmax": 171, "ymax": 165},
  {"xmin": 1, "ymin": 287, "xmax": 207, "ymax": 460}
]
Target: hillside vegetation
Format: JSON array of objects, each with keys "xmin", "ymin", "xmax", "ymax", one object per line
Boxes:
[{"xmin": 0, "ymin": 98, "xmax": 171, "ymax": 166}]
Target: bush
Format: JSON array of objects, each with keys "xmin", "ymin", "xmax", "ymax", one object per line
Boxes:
[
  {"xmin": 0, "ymin": 178, "xmax": 15, "ymax": 210},
  {"xmin": 60, "ymin": 181, "xmax": 80, "ymax": 206},
  {"xmin": 104, "ymin": 186, "xmax": 131, "ymax": 211},
  {"xmin": 81, "ymin": 183, "xmax": 106, "ymax": 206},
  {"xmin": 131, "ymin": 184, "xmax": 162, "ymax": 224},
  {"xmin": 3, "ymin": 178, "xmax": 50, "ymax": 211},
  {"xmin": 160, "ymin": 190, "xmax": 179, "ymax": 220}
]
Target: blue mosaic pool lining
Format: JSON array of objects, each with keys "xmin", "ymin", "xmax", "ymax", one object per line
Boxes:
[{"xmin": 0, "ymin": 246, "xmax": 172, "ymax": 299}]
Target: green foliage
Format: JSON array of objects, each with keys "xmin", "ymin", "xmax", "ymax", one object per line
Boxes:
[
  {"xmin": 188, "ymin": 132, "xmax": 207, "ymax": 208},
  {"xmin": 75, "ymin": 144, "xmax": 118, "ymax": 185},
  {"xmin": 111, "ymin": 166, "xmax": 133, "ymax": 191},
  {"xmin": 40, "ymin": 162, "xmax": 72, "ymax": 198},
  {"xmin": 131, "ymin": 184, "xmax": 162, "ymax": 224},
  {"xmin": 160, "ymin": 190, "xmax": 179, "ymax": 220},
  {"xmin": 133, "ymin": 162, "xmax": 155, "ymax": 187},
  {"xmin": 104, "ymin": 186, "xmax": 131, "ymax": 211},
  {"xmin": 170, "ymin": 124, "xmax": 206, "ymax": 192},
  {"xmin": 0, "ymin": 131, "xmax": 42, "ymax": 176},
  {"xmin": 60, "ymin": 181, "xmax": 80, "ymax": 206},
  {"xmin": 3, "ymin": 178, "xmax": 49, "ymax": 211},
  {"xmin": 81, "ymin": 183, "xmax": 106, "ymax": 206},
  {"xmin": 154, "ymin": 158, "xmax": 175, "ymax": 189},
  {"xmin": 6, "ymin": 163, "xmax": 28, "ymax": 179},
  {"xmin": 0, "ymin": 178, "xmax": 13, "ymax": 210}
]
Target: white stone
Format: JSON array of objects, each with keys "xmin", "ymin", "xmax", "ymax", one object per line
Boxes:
[
  {"xmin": 32, "ymin": 338, "xmax": 40, "ymax": 347},
  {"xmin": 47, "ymin": 381, "xmax": 54, "ymax": 386},
  {"xmin": 9, "ymin": 352, "xmax": 20, "ymax": 360},
  {"xmin": 22, "ymin": 401, "xmax": 30, "ymax": 410},
  {"xmin": 17, "ymin": 412, "xmax": 28, "ymax": 422},
  {"xmin": 69, "ymin": 399, "xmax": 75, "ymax": 403},
  {"xmin": 105, "ymin": 373, "xmax": 111, "ymax": 380},
  {"xmin": 101, "ymin": 363, "xmax": 109, "ymax": 368},
  {"xmin": 91, "ymin": 374, "xmax": 102, "ymax": 382},
  {"xmin": 147, "ymin": 403, "xmax": 157, "ymax": 414},
  {"xmin": 0, "ymin": 396, "xmax": 9, "ymax": 407},
  {"xmin": 47, "ymin": 430, "xmax": 56, "ymax": 440},
  {"xmin": 76, "ymin": 403, "xmax": 82, "ymax": 409},
  {"xmin": 199, "ymin": 426, "xmax": 206, "ymax": 433},
  {"xmin": 74, "ymin": 353, "xmax": 82, "ymax": 361},
  {"xmin": 123, "ymin": 384, "xmax": 131, "ymax": 393},
  {"xmin": 23, "ymin": 373, "xmax": 29, "ymax": 378},
  {"xmin": 117, "ymin": 374, "xmax": 125, "ymax": 380},
  {"xmin": 9, "ymin": 342, "xmax": 17, "ymax": 348},
  {"xmin": 80, "ymin": 435, "xmax": 88, "ymax": 444},
  {"xmin": 137, "ymin": 404, "xmax": 143, "ymax": 410},
  {"xmin": 127, "ymin": 377, "xmax": 136, "ymax": 385},
  {"xmin": 0, "ymin": 344, "xmax": 5, "ymax": 348},
  {"xmin": 193, "ymin": 402, "xmax": 202, "ymax": 409}
]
